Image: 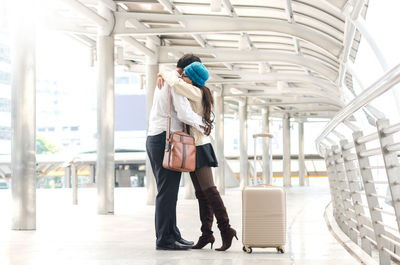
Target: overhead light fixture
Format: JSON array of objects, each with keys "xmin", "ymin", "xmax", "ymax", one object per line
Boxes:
[{"xmin": 210, "ymin": 0, "xmax": 222, "ymax": 12}]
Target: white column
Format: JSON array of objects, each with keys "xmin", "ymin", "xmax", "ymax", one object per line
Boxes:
[
  {"xmin": 145, "ymin": 38, "xmax": 159, "ymax": 205},
  {"xmin": 71, "ymin": 163, "xmax": 78, "ymax": 205},
  {"xmin": 90, "ymin": 164, "xmax": 95, "ymax": 183},
  {"xmin": 283, "ymin": 114, "xmax": 291, "ymax": 187},
  {"xmin": 115, "ymin": 165, "xmax": 121, "ymax": 186},
  {"xmin": 239, "ymin": 98, "xmax": 249, "ymax": 188},
  {"xmin": 298, "ymin": 121, "xmax": 306, "ymax": 186},
  {"xmin": 11, "ymin": 0, "xmax": 36, "ymax": 230},
  {"xmin": 96, "ymin": 4, "xmax": 115, "ymax": 215},
  {"xmin": 262, "ymin": 108, "xmax": 272, "ymax": 184},
  {"xmin": 64, "ymin": 166, "xmax": 71, "ymax": 188},
  {"xmin": 214, "ymin": 90, "xmax": 225, "ymax": 194}
]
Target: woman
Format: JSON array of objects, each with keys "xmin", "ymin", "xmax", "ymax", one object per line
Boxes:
[{"xmin": 159, "ymin": 62, "xmax": 237, "ymax": 251}]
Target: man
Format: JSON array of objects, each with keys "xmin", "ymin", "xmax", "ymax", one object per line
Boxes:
[{"xmin": 146, "ymin": 54, "xmax": 207, "ymax": 250}]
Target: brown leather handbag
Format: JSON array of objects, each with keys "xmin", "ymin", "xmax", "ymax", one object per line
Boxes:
[{"xmin": 162, "ymin": 85, "xmax": 196, "ymax": 172}]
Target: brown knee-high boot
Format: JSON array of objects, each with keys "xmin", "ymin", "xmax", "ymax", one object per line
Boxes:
[
  {"xmin": 192, "ymin": 191, "xmax": 215, "ymax": 249},
  {"xmin": 203, "ymin": 186, "xmax": 238, "ymax": 251}
]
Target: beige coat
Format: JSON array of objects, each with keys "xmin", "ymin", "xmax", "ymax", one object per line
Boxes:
[{"xmin": 162, "ymin": 71, "xmax": 211, "ymax": 146}]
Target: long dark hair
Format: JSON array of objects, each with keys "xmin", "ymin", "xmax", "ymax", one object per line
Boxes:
[{"xmin": 194, "ymin": 84, "xmax": 215, "ymax": 133}]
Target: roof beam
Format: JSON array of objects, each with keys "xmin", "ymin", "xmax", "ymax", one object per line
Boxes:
[
  {"xmin": 41, "ymin": 15, "xmax": 97, "ymax": 35},
  {"xmin": 284, "ymin": 0, "xmax": 312, "ymax": 76},
  {"xmin": 321, "ymin": 0, "xmax": 344, "ymax": 14},
  {"xmin": 221, "ymin": 0, "xmax": 254, "ymax": 50},
  {"xmin": 156, "ymin": 0, "xmax": 204, "ymax": 47},
  {"xmin": 222, "ymin": 0, "xmax": 236, "ymax": 16},
  {"xmin": 156, "ymin": 0, "xmax": 232, "ymax": 71},
  {"xmin": 337, "ymin": 0, "xmax": 365, "ymax": 86},
  {"xmin": 224, "ymin": 92, "xmax": 342, "ymax": 106},
  {"xmin": 271, "ymin": 107, "xmax": 339, "ymax": 112},
  {"xmin": 120, "ymin": 36, "xmax": 155, "ymax": 57},
  {"xmin": 113, "ymin": 12, "xmax": 342, "ymax": 57},
  {"xmin": 99, "ymin": 0, "xmax": 117, "ymax": 11},
  {"xmin": 158, "ymin": 47, "xmax": 337, "ymax": 81},
  {"xmin": 224, "ymin": 96, "xmax": 343, "ymax": 108},
  {"xmin": 68, "ymin": 33, "xmax": 96, "ymax": 47},
  {"xmin": 157, "ymin": 0, "xmax": 176, "ymax": 13},
  {"xmin": 58, "ymin": 0, "xmax": 108, "ymax": 27},
  {"xmin": 117, "ymin": 7, "xmax": 160, "ymax": 45},
  {"xmin": 223, "ymin": 84, "xmax": 340, "ymax": 98},
  {"xmin": 284, "ymin": 0, "xmax": 295, "ymax": 23},
  {"xmin": 206, "ymin": 71, "xmax": 338, "ymax": 92},
  {"xmin": 269, "ymin": 110, "xmax": 338, "ymax": 116}
]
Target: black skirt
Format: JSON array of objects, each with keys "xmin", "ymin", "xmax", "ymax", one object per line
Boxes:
[{"xmin": 196, "ymin": 143, "xmax": 218, "ymax": 169}]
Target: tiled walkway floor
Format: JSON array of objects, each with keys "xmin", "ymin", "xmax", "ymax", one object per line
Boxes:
[{"xmin": 0, "ymin": 178, "xmax": 358, "ymax": 265}]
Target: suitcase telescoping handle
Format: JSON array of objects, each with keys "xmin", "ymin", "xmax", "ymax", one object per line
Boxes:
[
  {"xmin": 243, "ymin": 184, "xmax": 276, "ymax": 190},
  {"xmin": 255, "ymin": 184, "xmax": 274, "ymax": 187},
  {"xmin": 252, "ymin": 133, "xmax": 273, "ymax": 185}
]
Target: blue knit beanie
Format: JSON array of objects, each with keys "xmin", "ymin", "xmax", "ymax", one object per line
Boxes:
[{"xmin": 184, "ymin": 62, "xmax": 209, "ymax": 87}]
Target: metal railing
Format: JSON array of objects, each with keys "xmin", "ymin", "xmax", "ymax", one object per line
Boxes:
[{"xmin": 316, "ymin": 63, "xmax": 400, "ymax": 264}]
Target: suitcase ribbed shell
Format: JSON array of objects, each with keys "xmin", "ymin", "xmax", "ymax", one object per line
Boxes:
[{"xmin": 242, "ymin": 185, "xmax": 287, "ymax": 247}]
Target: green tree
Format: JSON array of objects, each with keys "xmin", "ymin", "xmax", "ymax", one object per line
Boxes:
[{"xmin": 36, "ymin": 137, "xmax": 60, "ymax": 154}]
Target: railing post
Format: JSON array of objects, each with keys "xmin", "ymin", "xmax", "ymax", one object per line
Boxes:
[
  {"xmin": 353, "ymin": 131, "xmax": 390, "ymax": 265},
  {"xmin": 340, "ymin": 139, "xmax": 372, "ymax": 255},
  {"xmin": 324, "ymin": 149, "xmax": 337, "ymax": 214},
  {"xmin": 325, "ymin": 149, "xmax": 348, "ymax": 234},
  {"xmin": 376, "ymin": 119, "xmax": 400, "ymax": 232},
  {"xmin": 332, "ymin": 145, "xmax": 358, "ymax": 243}
]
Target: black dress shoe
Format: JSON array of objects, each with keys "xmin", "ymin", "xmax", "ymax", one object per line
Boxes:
[
  {"xmin": 177, "ymin": 238, "xmax": 194, "ymax": 246},
  {"xmin": 156, "ymin": 242, "xmax": 191, "ymax": 250}
]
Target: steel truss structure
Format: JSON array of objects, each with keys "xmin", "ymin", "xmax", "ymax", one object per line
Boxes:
[{"xmin": 28, "ymin": 0, "xmax": 372, "ymax": 118}]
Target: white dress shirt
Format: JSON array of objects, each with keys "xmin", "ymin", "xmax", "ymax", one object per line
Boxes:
[{"xmin": 147, "ymin": 70, "xmax": 205, "ymax": 136}]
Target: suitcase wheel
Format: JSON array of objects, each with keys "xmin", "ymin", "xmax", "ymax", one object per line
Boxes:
[
  {"xmin": 277, "ymin": 247, "xmax": 285, "ymax": 254},
  {"xmin": 242, "ymin": 245, "xmax": 252, "ymax": 254}
]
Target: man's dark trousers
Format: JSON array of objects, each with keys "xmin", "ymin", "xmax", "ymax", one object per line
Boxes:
[{"xmin": 146, "ymin": 131, "xmax": 182, "ymax": 246}]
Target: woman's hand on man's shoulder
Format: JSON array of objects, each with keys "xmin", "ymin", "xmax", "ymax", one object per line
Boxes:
[{"xmin": 157, "ymin": 73, "xmax": 165, "ymax": 89}]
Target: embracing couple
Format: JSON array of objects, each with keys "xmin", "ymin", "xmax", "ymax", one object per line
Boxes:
[{"xmin": 146, "ymin": 54, "xmax": 237, "ymax": 251}]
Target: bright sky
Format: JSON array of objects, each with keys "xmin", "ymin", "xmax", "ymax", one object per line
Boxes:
[{"xmin": 353, "ymin": 0, "xmax": 400, "ymax": 126}]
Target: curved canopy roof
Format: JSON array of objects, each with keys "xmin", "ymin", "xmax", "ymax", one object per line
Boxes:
[{"xmin": 43, "ymin": 0, "xmax": 369, "ymax": 119}]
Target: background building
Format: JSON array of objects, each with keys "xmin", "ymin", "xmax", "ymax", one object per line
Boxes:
[{"xmin": 0, "ymin": 31, "xmax": 11, "ymax": 155}]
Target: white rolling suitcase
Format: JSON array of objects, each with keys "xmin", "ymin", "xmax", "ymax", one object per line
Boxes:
[{"xmin": 242, "ymin": 184, "xmax": 287, "ymax": 253}]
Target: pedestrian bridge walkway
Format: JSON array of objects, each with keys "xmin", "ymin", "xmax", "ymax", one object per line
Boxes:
[
  {"xmin": 3, "ymin": 0, "xmax": 400, "ymax": 264},
  {"xmin": 0, "ymin": 179, "xmax": 358, "ymax": 265}
]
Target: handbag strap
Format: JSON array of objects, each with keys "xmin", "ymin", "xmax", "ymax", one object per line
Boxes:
[
  {"xmin": 166, "ymin": 84, "xmax": 172, "ymax": 143},
  {"xmin": 166, "ymin": 83, "xmax": 191, "ymax": 142}
]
